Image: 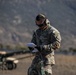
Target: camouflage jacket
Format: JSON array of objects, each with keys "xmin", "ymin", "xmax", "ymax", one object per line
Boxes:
[{"xmin": 31, "ymin": 24, "xmax": 61, "ymax": 56}]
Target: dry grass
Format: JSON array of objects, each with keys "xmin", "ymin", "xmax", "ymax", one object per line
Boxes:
[
  {"xmin": 53, "ymin": 54, "xmax": 76, "ymax": 75},
  {"xmin": 0, "ymin": 54, "xmax": 76, "ymax": 75}
]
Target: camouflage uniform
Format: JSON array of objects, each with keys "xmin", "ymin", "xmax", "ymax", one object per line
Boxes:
[{"xmin": 30, "ymin": 24, "xmax": 61, "ymax": 75}]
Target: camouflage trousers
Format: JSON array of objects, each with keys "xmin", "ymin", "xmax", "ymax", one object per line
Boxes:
[{"xmin": 30, "ymin": 54, "xmax": 55, "ymax": 75}]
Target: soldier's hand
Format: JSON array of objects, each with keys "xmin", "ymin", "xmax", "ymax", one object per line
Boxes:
[
  {"xmin": 35, "ymin": 45, "xmax": 40, "ymax": 50},
  {"xmin": 35, "ymin": 45, "xmax": 43, "ymax": 51},
  {"xmin": 28, "ymin": 47, "xmax": 34, "ymax": 51}
]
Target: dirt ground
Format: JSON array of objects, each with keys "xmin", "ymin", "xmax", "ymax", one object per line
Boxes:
[
  {"xmin": 0, "ymin": 54, "xmax": 32, "ymax": 75},
  {"xmin": 0, "ymin": 54, "xmax": 76, "ymax": 75}
]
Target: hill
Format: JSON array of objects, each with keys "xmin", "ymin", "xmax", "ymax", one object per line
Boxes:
[{"xmin": 0, "ymin": 0, "xmax": 76, "ymax": 49}]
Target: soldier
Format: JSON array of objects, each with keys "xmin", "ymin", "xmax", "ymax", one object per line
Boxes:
[{"xmin": 29, "ymin": 14, "xmax": 61, "ymax": 75}]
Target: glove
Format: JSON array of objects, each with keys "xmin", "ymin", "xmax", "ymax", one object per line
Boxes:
[
  {"xmin": 35, "ymin": 45, "xmax": 51, "ymax": 51},
  {"xmin": 28, "ymin": 47, "xmax": 34, "ymax": 51},
  {"xmin": 35, "ymin": 45, "xmax": 43, "ymax": 51}
]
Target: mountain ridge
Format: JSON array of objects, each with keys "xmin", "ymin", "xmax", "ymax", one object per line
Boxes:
[{"xmin": 0, "ymin": 0, "xmax": 76, "ymax": 49}]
